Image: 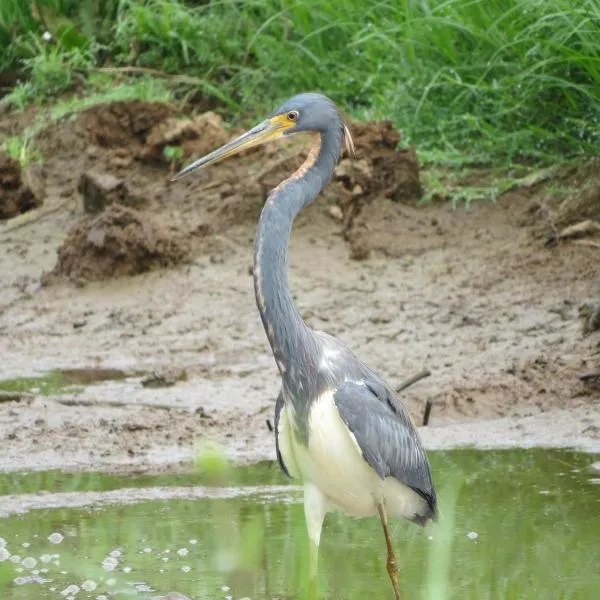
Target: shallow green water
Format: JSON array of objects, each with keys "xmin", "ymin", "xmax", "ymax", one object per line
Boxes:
[{"xmin": 0, "ymin": 450, "xmax": 598, "ymax": 600}]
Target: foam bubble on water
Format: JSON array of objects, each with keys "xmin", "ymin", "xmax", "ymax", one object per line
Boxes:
[
  {"xmin": 189, "ymin": 539, "xmax": 197, "ymax": 545},
  {"xmin": 40, "ymin": 554, "xmax": 52, "ymax": 563},
  {"xmin": 177, "ymin": 548, "xmax": 189, "ymax": 557},
  {"xmin": 96, "ymin": 596, "xmax": 108, "ymax": 600},
  {"xmin": 22, "ymin": 557, "xmax": 37, "ymax": 569},
  {"xmin": 22, "ymin": 542, "xmax": 31, "ymax": 548},
  {"xmin": 102, "ymin": 556, "xmax": 119, "ymax": 571},
  {"xmin": 48, "ymin": 533, "xmax": 64, "ymax": 544},
  {"xmin": 122, "ymin": 566, "xmax": 132, "ymax": 573},
  {"xmin": 15, "ymin": 567, "xmax": 23, "ymax": 573},
  {"xmin": 109, "ymin": 549, "xmax": 122, "ymax": 558},
  {"xmin": 142, "ymin": 547, "xmax": 152, "ymax": 554},
  {"xmin": 106, "ymin": 578, "xmax": 116, "ymax": 586},
  {"xmin": 221, "ymin": 586, "xmax": 230, "ymax": 592},
  {"xmin": 81, "ymin": 580, "xmax": 97, "ymax": 592},
  {"xmin": 60, "ymin": 584, "xmax": 80, "ymax": 596},
  {"xmin": 181, "ymin": 565, "xmax": 191, "ymax": 573},
  {"xmin": 162, "ymin": 557, "xmax": 169, "ymax": 562},
  {"xmin": 0, "ymin": 537, "xmax": 6, "ymax": 548},
  {"xmin": 14, "ymin": 574, "xmax": 50, "ymax": 585},
  {"xmin": 466, "ymin": 531, "xmax": 479, "ymax": 540},
  {"xmin": 0, "ymin": 548, "xmax": 10, "ymax": 561},
  {"xmin": 10, "ymin": 554, "xmax": 21, "ymax": 563}
]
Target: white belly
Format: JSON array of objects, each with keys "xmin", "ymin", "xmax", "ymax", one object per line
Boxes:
[{"xmin": 278, "ymin": 391, "xmax": 424, "ymax": 520}]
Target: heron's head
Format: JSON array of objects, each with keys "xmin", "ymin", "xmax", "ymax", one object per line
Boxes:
[{"xmin": 172, "ymin": 92, "xmax": 353, "ymax": 181}]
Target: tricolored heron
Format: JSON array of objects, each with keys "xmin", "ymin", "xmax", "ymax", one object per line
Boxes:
[{"xmin": 173, "ymin": 93, "xmax": 437, "ymax": 599}]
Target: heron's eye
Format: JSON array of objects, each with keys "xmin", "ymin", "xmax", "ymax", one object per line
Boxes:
[{"xmin": 287, "ymin": 110, "xmax": 299, "ymax": 122}]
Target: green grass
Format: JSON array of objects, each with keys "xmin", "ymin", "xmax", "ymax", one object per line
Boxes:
[{"xmin": 2, "ymin": 0, "xmax": 600, "ymax": 165}]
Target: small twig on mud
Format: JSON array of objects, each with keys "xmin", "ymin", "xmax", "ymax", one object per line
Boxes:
[
  {"xmin": 50, "ymin": 397, "xmax": 195, "ymax": 411},
  {"xmin": 422, "ymin": 400, "xmax": 433, "ymax": 427},
  {"xmin": 573, "ymin": 239, "xmax": 600, "ymax": 249},
  {"xmin": 558, "ymin": 219, "xmax": 600, "ymax": 240},
  {"xmin": 1, "ymin": 198, "xmax": 71, "ymax": 233},
  {"xmin": 578, "ymin": 372, "xmax": 600, "ymax": 382},
  {"xmin": 266, "ymin": 419, "xmax": 274, "ymax": 432},
  {"xmin": 198, "ymin": 179, "xmax": 228, "ymax": 191},
  {"xmin": 395, "ymin": 369, "xmax": 431, "ymax": 394},
  {"xmin": 0, "ymin": 391, "xmax": 35, "ymax": 403}
]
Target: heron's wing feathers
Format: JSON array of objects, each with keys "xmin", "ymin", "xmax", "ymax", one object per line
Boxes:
[
  {"xmin": 274, "ymin": 390, "xmax": 293, "ymax": 478},
  {"xmin": 333, "ymin": 379, "xmax": 436, "ymax": 513}
]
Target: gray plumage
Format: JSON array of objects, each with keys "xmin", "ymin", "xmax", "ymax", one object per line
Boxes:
[
  {"xmin": 173, "ymin": 92, "xmax": 437, "ymax": 599},
  {"xmin": 274, "ymin": 331, "xmax": 437, "ymax": 523}
]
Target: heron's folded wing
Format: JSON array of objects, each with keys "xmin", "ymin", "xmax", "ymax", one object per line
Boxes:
[
  {"xmin": 333, "ymin": 380, "xmax": 436, "ymax": 512},
  {"xmin": 274, "ymin": 390, "xmax": 293, "ymax": 478}
]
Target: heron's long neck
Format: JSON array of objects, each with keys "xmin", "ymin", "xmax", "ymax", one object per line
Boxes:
[{"xmin": 253, "ymin": 131, "xmax": 340, "ymax": 380}]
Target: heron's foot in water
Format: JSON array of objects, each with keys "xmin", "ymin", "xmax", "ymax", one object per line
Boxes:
[{"xmin": 386, "ymin": 554, "xmax": 402, "ymax": 600}]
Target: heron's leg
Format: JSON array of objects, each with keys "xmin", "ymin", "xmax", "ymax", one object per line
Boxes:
[
  {"xmin": 303, "ymin": 483, "xmax": 326, "ymax": 599},
  {"xmin": 377, "ymin": 502, "xmax": 402, "ymax": 600}
]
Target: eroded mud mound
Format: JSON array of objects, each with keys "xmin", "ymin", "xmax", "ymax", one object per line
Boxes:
[
  {"xmin": 46, "ymin": 204, "xmax": 190, "ymax": 282},
  {"xmin": 25, "ymin": 101, "xmax": 424, "ymax": 269},
  {"xmin": 78, "ymin": 101, "xmax": 230, "ymax": 167},
  {"xmin": 333, "ymin": 120, "xmax": 422, "ymax": 233},
  {"xmin": 0, "ymin": 151, "xmax": 41, "ymax": 220},
  {"xmin": 78, "ymin": 101, "xmax": 174, "ymax": 150}
]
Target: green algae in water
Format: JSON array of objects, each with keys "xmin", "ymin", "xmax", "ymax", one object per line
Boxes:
[
  {"xmin": 0, "ymin": 368, "xmax": 131, "ymax": 398},
  {"xmin": 0, "ymin": 449, "xmax": 599, "ymax": 600},
  {"xmin": 0, "ymin": 371, "xmax": 67, "ymax": 397}
]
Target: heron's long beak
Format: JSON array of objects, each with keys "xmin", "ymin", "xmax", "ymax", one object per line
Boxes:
[{"xmin": 171, "ymin": 116, "xmax": 291, "ymax": 181}]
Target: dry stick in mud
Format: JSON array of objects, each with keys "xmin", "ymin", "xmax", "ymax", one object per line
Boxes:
[{"xmin": 1, "ymin": 198, "xmax": 72, "ymax": 233}]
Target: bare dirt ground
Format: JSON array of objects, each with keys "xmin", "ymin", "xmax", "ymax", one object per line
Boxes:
[{"xmin": 0, "ymin": 101, "xmax": 599, "ymax": 474}]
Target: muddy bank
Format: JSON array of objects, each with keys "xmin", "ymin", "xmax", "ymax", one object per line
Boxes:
[{"xmin": 0, "ymin": 100, "xmax": 599, "ymax": 474}]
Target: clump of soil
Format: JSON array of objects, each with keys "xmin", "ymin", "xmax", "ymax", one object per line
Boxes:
[
  {"xmin": 16, "ymin": 101, "xmax": 424, "ymax": 271},
  {"xmin": 78, "ymin": 101, "xmax": 230, "ymax": 168},
  {"xmin": 556, "ymin": 181, "xmax": 600, "ymax": 229},
  {"xmin": 78, "ymin": 101, "xmax": 174, "ymax": 150},
  {"xmin": 142, "ymin": 111, "xmax": 230, "ymax": 164},
  {"xmin": 0, "ymin": 152, "xmax": 41, "ymax": 220},
  {"xmin": 78, "ymin": 170, "xmax": 146, "ymax": 214},
  {"xmin": 524, "ymin": 159, "xmax": 600, "ymax": 244},
  {"xmin": 341, "ymin": 120, "xmax": 421, "ymax": 200},
  {"xmin": 334, "ymin": 120, "xmax": 422, "ymax": 228},
  {"xmin": 46, "ymin": 204, "xmax": 191, "ymax": 282}
]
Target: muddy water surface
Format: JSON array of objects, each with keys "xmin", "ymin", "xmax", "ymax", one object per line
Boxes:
[{"xmin": 1, "ymin": 450, "xmax": 598, "ymax": 600}]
